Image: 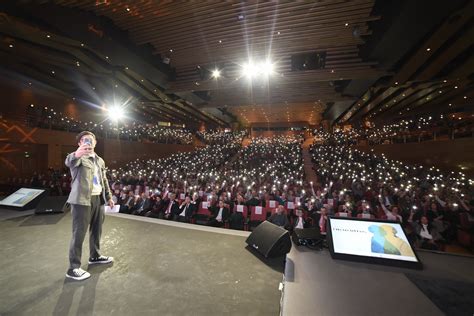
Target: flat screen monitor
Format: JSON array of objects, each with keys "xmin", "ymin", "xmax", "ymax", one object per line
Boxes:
[
  {"xmin": 327, "ymin": 216, "xmax": 422, "ymax": 269},
  {"xmin": 0, "ymin": 188, "xmax": 46, "ymax": 208}
]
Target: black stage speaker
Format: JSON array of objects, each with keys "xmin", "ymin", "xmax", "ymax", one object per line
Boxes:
[
  {"xmin": 245, "ymin": 221, "xmax": 291, "ymax": 258},
  {"xmin": 292, "ymin": 228, "xmax": 323, "ymax": 248},
  {"xmin": 35, "ymin": 196, "xmax": 68, "ymax": 215}
]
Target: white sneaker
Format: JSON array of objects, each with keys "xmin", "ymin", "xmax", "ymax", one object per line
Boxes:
[
  {"xmin": 88, "ymin": 255, "xmax": 114, "ymax": 265},
  {"xmin": 65, "ymin": 268, "xmax": 91, "ymax": 281}
]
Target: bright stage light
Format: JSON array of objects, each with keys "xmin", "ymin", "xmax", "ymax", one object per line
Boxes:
[
  {"xmin": 212, "ymin": 69, "xmax": 221, "ymax": 78},
  {"xmin": 108, "ymin": 105, "xmax": 124, "ymax": 121},
  {"xmin": 241, "ymin": 60, "xmax": 274, "ymax": 79},
  {"xmin": 260, "ymin": 60, "xmax": 274, "ymax": 76},
  {"xmin": 242, "ymin": 62, "xmax": 258, "ymax": 78}
]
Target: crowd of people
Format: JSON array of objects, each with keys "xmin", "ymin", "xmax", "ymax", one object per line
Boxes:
[
  {"xmin": 196, "ymin": 130, "xmax": 247, "ymax": 145},
  {"xmin": 105, "ymin": 136, "xmax": 308, "ymax": 230},
  {"xmin": 2, "ymin": 168, "xmax": 71, "ymax": 196},
  {"xmin": 309, "ymin": 144, "xmax": 474, "ymax": 250},
  {"xmin": 363, "ymin": 114, "xmax": 474, "ymax": 145},
  {"xmin": 314, "ymin": 113, "xmax": 474, "ymax": 146},
  {"xmin": 104, "ymin": 130, "xmax": 474, "ymax": 251},
  {"xmin": 26, "ymin": 105, "xmax": 193, "ymax": 144},
  {"xmin": 5, "ymin": 109, "xmax": 474, "ymax": 252}
]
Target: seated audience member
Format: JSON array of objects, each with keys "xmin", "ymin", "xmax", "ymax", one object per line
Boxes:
[
  {"xmin": 268, "ymin": 205, "xmax": 290, "ymax": 229},
  {"xmin": 246, "ymin": 191, "xmax": 261, "ymax": 207},
  {"xmin": 312, "ymin": 207, "xmax": 328, "ymax": 235},
  {"xmin": 293, "ymin": 208, "xmax": 308, "ymax": 229},
  {"xmin": 380, "ymin": 188, "xmax": 394, "ymax": 207},
  {"xmin": 209, "ymin": 200, "xmax": 229, "ymax": 227},
  {"xmin": 358, "ymin": 200, "xmax": 374, "ymax": 217},
  {"xmin": 408, "ymin": 212, "xmax": 442, "ymax": 250},
  {"xmin": 413, "ymin": 202, "xmax": 438, "ymax": 223},
  {"xmin": 336, "ymin": 204, "xmax": 352, "ymax": 217},
  {"xmin": 234, "ymin": 194, "xmax": 246, "ymax": 206},
  {"xmin": 147, "ymin": 195, "xmax": 164, "ymax": 218},
  {"xmin": 119, "ymin": 191, "xmax": 136, "ymax": 214},
  {"xmin": 162, "ymin": 192, "xmax": 179, "ymax": 220},
  {"xmin": 132, "ymin": 192, "xmax": 153, "ymax": 216},
  {"xmin": 379, "ymin": 196, "xmax": 402, "ymax": 223},
  {"xmin": 129, "ymin": 194, "xmax": 143, "ymax": 214},
  {"xmin": 229, "ymin": 208, "xmax": 245, "ymax": 230},
  {"xmin": 176, "ymin": 196, "xmax": 195, "ymax": 223},
  {"xmin": 191, "ymin": 192, "xmax": 201, "ymax": 207}
]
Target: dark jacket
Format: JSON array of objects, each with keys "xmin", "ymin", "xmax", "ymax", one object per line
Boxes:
[
  {"xmin": 178, "ymin": 202, "xmax": 196, "ymax": 218},
  {"xmin": 163, "ymin": 199, "xmax": 180, "ymax": 215},
  {"xmin": 210, "ymin": 207, "xmax": 230, "ymax": 222}
]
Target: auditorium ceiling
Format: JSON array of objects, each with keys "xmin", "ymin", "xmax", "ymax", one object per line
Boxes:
[{"xmin": 0, "ymin": 0, "xmax": 472, "ymax": 127}]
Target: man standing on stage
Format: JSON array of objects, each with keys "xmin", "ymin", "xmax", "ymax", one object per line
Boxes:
[{"xmin": 65, "ymin": 131, "xmax": 114, "ymax": 281}]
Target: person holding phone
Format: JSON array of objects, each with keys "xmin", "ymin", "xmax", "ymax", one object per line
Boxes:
[{"xmin": 65, "ymin": 131, "xmax": 114, "ymax": 281}]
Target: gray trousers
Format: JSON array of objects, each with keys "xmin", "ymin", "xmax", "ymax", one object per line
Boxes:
[{"xmin": 68, "ymin": 195, "xmax": 104, "ymax": 269}]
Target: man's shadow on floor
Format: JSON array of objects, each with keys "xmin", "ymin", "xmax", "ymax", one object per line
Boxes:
[{"xmin": 53, "ymin": 264, "xmax": 113, "ymax": 316}]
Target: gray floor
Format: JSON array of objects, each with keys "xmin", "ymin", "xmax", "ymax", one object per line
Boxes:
[
  {"xmin": 282, "ymin": 243, "xmax": 474, "ymax": 316},
  {"xmin": 0, "ymin": 207, "xmax": 35, "ymax": 221},
  {"xmin": 0, "ymin": 212, "xmax": 284, "ymax": 316}
]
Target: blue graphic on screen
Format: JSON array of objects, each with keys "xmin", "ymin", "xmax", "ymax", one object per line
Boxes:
[{"xmin": 368, "ymin": 224, "xmax": 413, "ymax": 256}]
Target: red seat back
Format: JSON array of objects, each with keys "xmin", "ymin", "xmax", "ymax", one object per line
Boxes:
[
  {"xmin": 233, "ymin": 204, "xmax": 248, "ymax": 219},
  {"xmin": 249, "ymin": 206, "xmax": 266, "ymax": 222}
]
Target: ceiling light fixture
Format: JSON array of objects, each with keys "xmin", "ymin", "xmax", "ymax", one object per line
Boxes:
[{"xmin": 212, "ymin": 69, "xmax": 221, "ymax": 78}]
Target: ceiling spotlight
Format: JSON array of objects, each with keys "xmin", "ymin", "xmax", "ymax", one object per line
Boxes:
[
  {"xmin": 242, "ymin": 62, "xmax": 258, "ymax": 78},
  {"xmin": 260, "ymin": 60, "xmax": 274, "ymax": 76},
  {"xmin": 9, "ymin": 44, "xmax": 13, "ymax": 48},
  {"xmin": 212, "ymin": 69, "xmax": 221, "ymax": 78},
  {"xmin": 108, "ymin": 105, "xmax": 124, "ymax": 121}
]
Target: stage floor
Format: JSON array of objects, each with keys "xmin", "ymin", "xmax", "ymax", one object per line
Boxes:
[
  {"xmin": 0, "ymin": 212, "xmax": 284, "ymax": 315},
  {"xmin": 282, "ymin": 242, "xmax": 474, "ymax": 316}
]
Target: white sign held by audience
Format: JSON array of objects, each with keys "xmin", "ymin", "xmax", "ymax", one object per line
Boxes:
[
  {"xmin": 287, "ymin": 202, "xmax": 295, "ymax": 209},
  {"xmin": 338, "ymin": 212, "xmax": 348, "ymax": 217},
  {"xmin": 105, "ymin": 205, "xmax": 120, "ymax": 213},
  {"xmin": 255, "ymin": 206, "xmax": 263, "ymax": 215},
  {"xmin": 202, "ymin": 202, "xmax": 209, "ymax": 209},
  {"xmin": 269, "ymin": 200, "xmax": 276, "ymax": 208},
  {"xmin": 180, "ymin": 193, "xmax": 185, "ymax": 200},
  {"xmin": 362, "ymin": 213, "xmax": 371, "ymax": 219},
  {"xmin": 237, "ymin": 205, "xmax": 244, "ymax": 213}
]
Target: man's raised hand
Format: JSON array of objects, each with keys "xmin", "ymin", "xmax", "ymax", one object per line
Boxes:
[{"xmin": 74, "ymin": 144, "xmax": 92, "ymax": 158}]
